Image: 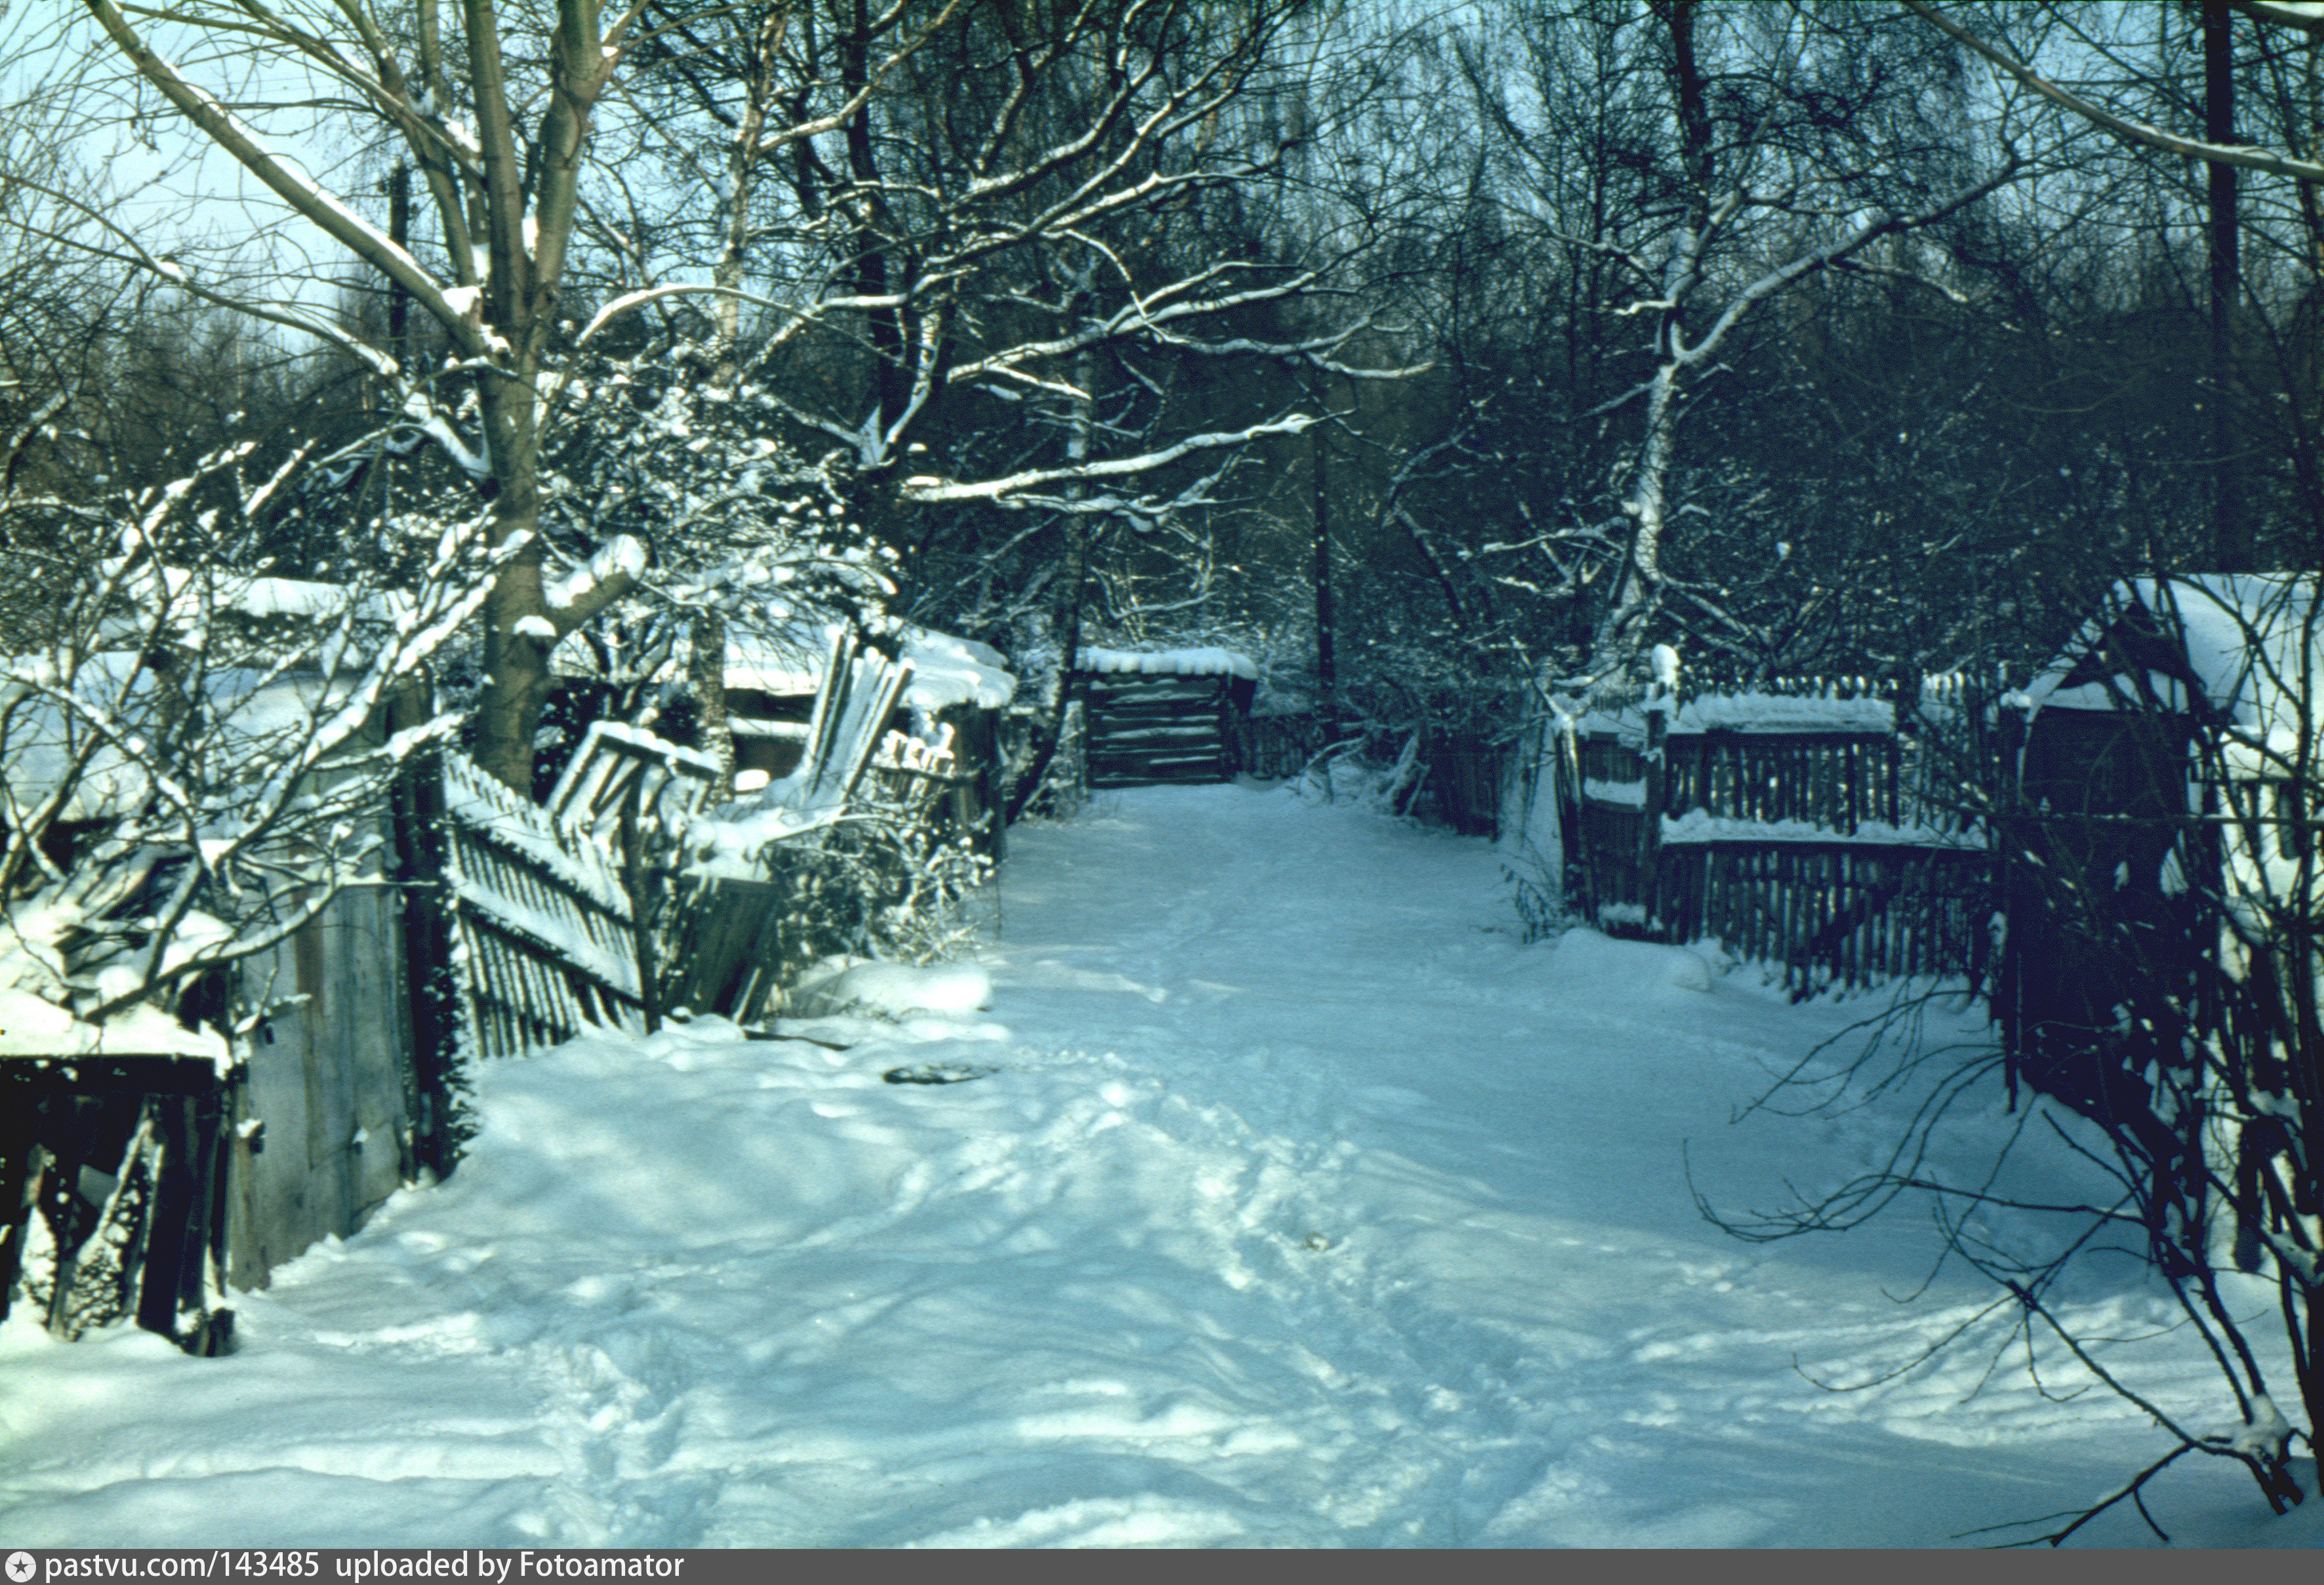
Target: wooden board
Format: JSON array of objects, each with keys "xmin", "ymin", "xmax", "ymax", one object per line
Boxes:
[{"xmin": 226, "ymin": 884, "xmax": 415, "ymax": 1291}]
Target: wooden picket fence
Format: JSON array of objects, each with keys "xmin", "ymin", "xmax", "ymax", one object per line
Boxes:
[
  {"xmin": 439, "ymin": 750, "xmax": 647, "ymax": 1060},
  {"xmin": 1549, "ymin": 677, "xmax": 2005, "ymax": 995},
  {"xmin": 425, "ymin": 631, "xmax": 931, "ymax": 1058},
  {"xmin": 1231, "ymin": 715, "xmax": 1507, "ymax": 835},
  {"xmin": 1235, "ymin": 713, "xmax": 1328, "ymax": 779}
]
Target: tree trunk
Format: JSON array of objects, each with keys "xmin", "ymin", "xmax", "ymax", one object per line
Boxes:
[
  {"xmin": 690, "ymin": 609, "xmax": 735, "ymax": 801},
  {"xmin": 1314, "ymin": 420, "xmax": 1339, "ymax": 742},
  {"xmin": 1005, "ymin": 517, "xmax": 1088, "ymax": 823},
  {"xmin": 1005, "ymin": 328, "xmax": 1098, "ymax": 823},
  {"xmin": 472, "ymin": 364, "xmax": 554, "ymax": 793},
  {"xmin": 2205, "ymin": 0, "xmax": 2251, "ymax": 571}
]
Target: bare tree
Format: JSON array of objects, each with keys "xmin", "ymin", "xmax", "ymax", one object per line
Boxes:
[
  {"xmin": 39, "ymin": 2, "xmax": 1410, "ymax": 801},
  {"xmin": 580, "ymin": 3, "xmax": 1420, "ymax": 801},
  {"xmin": 45, "ymin": 0, "xmax": 672, "ymax": 790},
  {"xmin": 1, "ymin": 420, "xmax": 495, "ymax": 1039},
  {"xmin": 1519, "ymin": 2, "xmax": 2020, "ymax": 685}
]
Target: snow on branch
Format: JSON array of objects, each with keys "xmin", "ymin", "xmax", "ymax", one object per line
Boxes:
[
  {"xmin": 901, "ymin": 417, "xmax": 1319, "ymax": 506},
  {"xmin": 547, "ymin": 534, "xmax": 649, "ymax": 631},
  {"xmin": 2, "ymin": 420, "xmax": 499, "ymax": 1039}
]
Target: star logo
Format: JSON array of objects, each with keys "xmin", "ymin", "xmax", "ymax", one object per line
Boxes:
[{"xmin": 6, "ymin": 1552, "xmax": 35, "ymax": 1584}]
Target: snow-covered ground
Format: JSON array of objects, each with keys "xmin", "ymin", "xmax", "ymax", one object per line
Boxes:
[{"xmin": 3, "ymin": 782, "xmax": 2317, "ymax": 1548}]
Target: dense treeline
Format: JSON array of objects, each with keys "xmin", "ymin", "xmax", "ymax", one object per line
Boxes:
[{"xmin": 4, "ymin": 1, "xmax": 2321, "ymax": 744}]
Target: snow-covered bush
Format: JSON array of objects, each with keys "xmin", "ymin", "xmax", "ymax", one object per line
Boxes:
[{"xmin": 524, "ymin": 342, "xmax": 903, "ymax": 793}]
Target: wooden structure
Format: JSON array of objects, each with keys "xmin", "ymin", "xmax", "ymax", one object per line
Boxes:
[
  {"xmin": 1233, "ymin": 713, "xmax": 1507, "ymax": 835},
  {"xmin": 2, "ymin": 1046, "xmax": 234, "ymax": 1351},
  {"xmin": 228, "ymin": 885, "xmax": 422, "ymax": 1289},
  {"xmin": 1999, "ymin": 576, "xmax": 2323, "ymax": 1104},
  {"xmin": 439, "ymin": 751, "xmax": 647, "ymax": 1060},
  {"xmin": 5, "ymin": 605, "xmax": 1010, "ymax": 1350},
  {"xmin": 670, "ymin": 632, "xmax": 925, "ymax": 1024},
  {"xmin": 1523, "ymin": 679, "xmax": 1998, "ymax": 995},
  {"xmin": 1416, "ymin": 731, "xmax": 1509, "ymax": 837},
  {"xmin": 2, "ymin": 880, "xmax": 430, "ymax": 1350},
  {"xmin": 725, "ymin": 624, "xmax": 1014, "ymax": 856},
  {"xmin": 1076, "ymin": 647, "xmax": 1257, "ymax": 787}
]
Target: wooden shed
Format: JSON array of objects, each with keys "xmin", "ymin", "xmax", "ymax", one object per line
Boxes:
[
  {"xmin": 2000, "ymin": 574, "xmax": 2323, "ymax": 1108},
  {"xmin": 2, "ymin": 879, "xmax": 428, "ymax": 1350},
  {"xmin": 1074, "ymin": 647, "xmax": 1258, "ymax": 787},
  {"xmin": 3, "ymin": 595, "xmax": 451, "ymax": 1347}
]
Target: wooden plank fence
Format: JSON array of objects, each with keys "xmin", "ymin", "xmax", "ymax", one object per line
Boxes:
[{"xmin": 3, "ymin": 632, "xmax": 943, "ymax": 1350}]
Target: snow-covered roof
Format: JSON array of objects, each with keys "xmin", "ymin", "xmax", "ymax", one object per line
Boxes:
[
  {"xmin": 3, "ymin": 655, "xmax": 369, "ymax": 822},
  {"xmin": 1076, "ymin": 646, "xmax": 1256, "ymax": 680},
  {"xmin": 0, "ymin": 986, "xmax": 232, "ymax": 1062},
  {"xmin": 725, "ymin": 623, "xmax": 1016, "ymax": 712},
  {"xmin": 104, "ymin": 563, "xmax": 416, "ymax": 625},
  {"xmin": 2020, "ymin": 575, "xmax": 2324, "ymax": 738},
  {"xmin": 1580, "ymin": 691, "xmax": 1895, "ymax": 738}
]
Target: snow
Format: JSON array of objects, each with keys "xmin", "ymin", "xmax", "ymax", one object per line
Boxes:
[
  {"xmin": 1076, "ymin": 646, "xmax": 1257, "ymax": 681},
  {"xmin": 546, "ymin": 538, "xmax": 647, "ymax": 619},
  {"xmin": 3, "ymin": 785, "xmax": 2317, "ymax": 1548},
  {"xmin": 1649, "ymin": 643, "xmax": 1681, "ymax": 692},
  {"xmin": 725, "ymin": 624, "xmax": 1015, "ymax": 712},
  {"xmin": 90, "ymin": 565, "xmax": 416, "ymax": 626},
  {"xmin": 1582, "ymin": 775, "xmax": 1648, "ymax": 807},
  {"xmin": 785, "ymin": 959, "xmax": 994, "ymax": 1019},
  {"xmin": 0, "ymin": 986, "xmax": 228, "ymax": 1062},
  {"xmin": 1585, "ymin": 692, "xmax": 1896, "ymax": 738},
  {"xmin": 1660, "ymin": 810, "xmax": 1986, "ymax": 849},
  {"xmin": 2020, "ymin": 574, "xmax": 2324, "ymax": 734}
]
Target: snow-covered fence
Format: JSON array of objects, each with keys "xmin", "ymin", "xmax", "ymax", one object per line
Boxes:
[
  {"xmin": 1529, "ymin": 676, "xmax": 2003, "ymax": 994},
  {"xmin": 659, "ymin": 722, "xmax": 971, "ymax": 1027},
  {"xmin": 1233, "ymin": 713, "xmax": 1505, "ymax": 833},
  {"xmin": 7, "ymin": 639, "xmax": 992, "ymax": 1352},
  {"xmin": 439, "ymin": 753, "xmax": 645, "ymax": 1060},
  {"xmin": 722, "ymin": 624, "xmax": 1013, "ymax": 859},
  {"xmin": 548, "ymin": 721, "xmax": 721, "ymax": 843}
]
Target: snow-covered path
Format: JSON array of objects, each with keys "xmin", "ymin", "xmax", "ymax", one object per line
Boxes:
[{"xmin": 2, "ymin": 784, "xmax": 2314, "ymax": 1546}]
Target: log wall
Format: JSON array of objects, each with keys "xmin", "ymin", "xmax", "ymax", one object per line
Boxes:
[{"xmin": 1080, "ymin": 673, "xmax": 1248, "ymax": 787}]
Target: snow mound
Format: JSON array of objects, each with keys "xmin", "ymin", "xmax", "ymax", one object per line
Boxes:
[
  {"xmin": 789, "ymin": 959, "xmax": 994, "ymax": 1019},
  {"xmin": 1542, "ymin": 927, "xmax": 1713, "ymax": 994}
]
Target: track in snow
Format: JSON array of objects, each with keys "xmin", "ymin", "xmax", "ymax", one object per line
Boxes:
[{"xmin": 3, "ymin": 782, "xmax": 2311, "ymax": 1547}]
